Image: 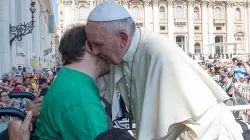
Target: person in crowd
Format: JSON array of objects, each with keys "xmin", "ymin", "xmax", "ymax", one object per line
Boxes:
[
  {"xmin": 208, "ymin": 66, "xmax": 220, "ymax": 82},
  {"xmin": 86, "ymin": 1, "xmax": 243, "ymax": 139},
  {"xmin": 0, "ymin": 90, "xmax": 14, "ymax": 108},
  {"xmin": 10, "ymin": 67, "xmax": 17, "ymax": 77},
  {"xmin": 38, "ymin": 78, "xmax": 49, "ymax": 97},
  {"xmin": 35, "ymin": 25, "xmax": 110, "ymax": 140},
  {"xmin": 229, "ymin": 58, "xmax": 249, "ymax": 79},
  {"xmin": 17, "ymin": 66, "xmax": 23, "ymax": 76}
]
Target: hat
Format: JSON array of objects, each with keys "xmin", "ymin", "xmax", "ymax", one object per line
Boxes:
[
  {"xmin": 88, "ymin": 1, "xmax": 131, "ymax": 22},
  {"xmin": 221, "ymin": 72, "xmax": 227, "ymax": 77},
  {"xmin": 14, "ymin": 82, "xmax": 22, "ymax": 87}
]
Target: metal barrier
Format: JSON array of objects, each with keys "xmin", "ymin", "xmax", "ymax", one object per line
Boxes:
[{"xmin": 227, "ymin": 105, "xmax": 250, "ymax": 111}]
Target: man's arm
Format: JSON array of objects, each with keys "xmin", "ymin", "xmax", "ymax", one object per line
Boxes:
[{"xmin": 58, "ymin": 103, "xmax": 108, "ymax": 140}]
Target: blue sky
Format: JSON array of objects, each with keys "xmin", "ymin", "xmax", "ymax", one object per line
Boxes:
[{"xmin": 52, "ymin": 0, "xmax": 58, "ymax": 25}]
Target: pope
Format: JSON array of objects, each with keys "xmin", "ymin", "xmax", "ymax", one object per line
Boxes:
[{"xmin": 85, "ymin": 1, "xmax": 243, "ymax": 140}]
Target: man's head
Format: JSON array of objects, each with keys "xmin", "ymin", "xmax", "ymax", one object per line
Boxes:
[
  {"xmin": 237, "ymin": 58, "xmax": 243, "ymax": 66},
  {"xmin": 86, "ymin": 1, "xmax": 136, "ymax": 65},
  {"xmin": 39, "ymin": 79, "xmax": 47, "ymax": 89},
  {"xmin": 59, "ymin": 25, "xmax": 87, "ymax": 66},
  {"xmin": 12, "ymin": 66, "xmax": 16, "ymax": 71},
  {"xmin": 59, "ymin": 24, "xmax": 110, "ymax": 77},
  {"xmin": 18, "ymin": 66, "xmax": 22, "ymax": 71}
]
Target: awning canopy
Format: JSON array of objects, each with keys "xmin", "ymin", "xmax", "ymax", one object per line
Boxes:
[{"xmin": 206, "ymin": 42, "xmax": 239, "ymax": 46}]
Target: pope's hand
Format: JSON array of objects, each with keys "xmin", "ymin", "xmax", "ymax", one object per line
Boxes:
[{"xmin": 8, "ymin": 111, "xmax": 33, "ymax": 140}]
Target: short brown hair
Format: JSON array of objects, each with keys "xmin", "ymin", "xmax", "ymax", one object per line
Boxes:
[{"xmin": 59, "ymin": 25, "xmax": 87, "ymax": 65}]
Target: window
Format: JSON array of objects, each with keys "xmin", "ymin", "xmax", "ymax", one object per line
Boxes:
[
  {"xmin": 214, "ymin": 7, "xmax": 221, "ymax": 19},
  {"xmin": 194, "ymin": 26, "xmax": 199, "ymax": 30},
  {"xmin": 176, "ymin": 36, "xmax": 185, "ymax": 51},
  {"xmin": 215, "ymin": 36, "xmax": 224, "ymax": 54},
  {"xmin": 194, "ymin": 7, "xmax": 199, "ymax": 19},
  {"xmin": 194, "ymin": 43, "xmax": 201, "ymax": 54},
  {"xmin": 216, "ymin": 27, "xmax": 222, "ymax": 30},
  {"xmin": 159, "ymin": 6, "xmax": 166, "ymax": 20},
  {"xmin": 236, "ymin": 8, "xmax": 241, "ymax": 20},
  {"xmin": 215, "ymin": 36, "xmax": 223, "ymax": 43},
  {"xmin": 175, "ymin": 6, "xmax": 183, "ymax": 18},
  {"xmin": 160, "ymin": 26, "xmax": 165, "ymax": 30},
  {"xmin": 131, "ymin": 6, "xmax": 140, "ymax": 19},
  {"xmin": 79, "ymin": 6, "xmax": 88, "ymax": 19},
  {"xmin": 236, "ymin": 38, "xmax": 243, "ymax": 52}
]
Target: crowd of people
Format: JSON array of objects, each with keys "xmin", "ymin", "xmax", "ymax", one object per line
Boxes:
[
  {"xmin": 197, "ymin": 58, "xmax": 250, "ymax": 97},
  {"xmin": 0, "ymin": 1, "xmax": 247, "ymax": 140},
  {"xmin": 0, "ymin": 66, "xmax": 58, "ymax": 123}
]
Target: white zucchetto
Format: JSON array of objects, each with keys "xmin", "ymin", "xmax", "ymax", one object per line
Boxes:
[{"xmin": 87, "ymin": 1, "xmax": 131, "ymax": 21}]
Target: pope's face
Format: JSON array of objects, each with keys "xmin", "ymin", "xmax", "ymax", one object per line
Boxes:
[{"xmin": 86, "ymin": 21, "xmax": 127, "ymax": 65}]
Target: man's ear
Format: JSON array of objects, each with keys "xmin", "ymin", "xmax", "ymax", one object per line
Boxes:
[
  {"xmin": 85, "ymin": 40, "xmax": 94, "ymax": 54},
  {"xmin": 119, "ymin": 31, "xmax": 129, "ymax": 48}
]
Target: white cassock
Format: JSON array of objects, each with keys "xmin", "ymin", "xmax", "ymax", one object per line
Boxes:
[{"xmin": 97, "ymin": 28, "xmax": 243, "ymax": 140}]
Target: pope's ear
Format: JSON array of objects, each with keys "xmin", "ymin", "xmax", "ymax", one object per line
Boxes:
[
  {"xmin": 119, "ymin": 31, "xmax": 129, "ymax": 49},
  {"xmin": 85, "ymin": 40, "xmax": 94, "ymax": 54}
]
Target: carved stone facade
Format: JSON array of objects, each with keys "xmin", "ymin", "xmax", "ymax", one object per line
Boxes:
[{"xmin": 57, "ymin": 0, "xmax": 250, "ymax": 55}]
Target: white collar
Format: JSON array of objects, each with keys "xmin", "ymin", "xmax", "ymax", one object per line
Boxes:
[{"xmin": 123, "ymin": 28, "xmax": 140, "ymax": 62}]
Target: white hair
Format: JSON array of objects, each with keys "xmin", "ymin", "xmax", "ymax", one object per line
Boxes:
[{"xmin": 102, "ymin": 17, "xmax": 136, "ymax": 37}]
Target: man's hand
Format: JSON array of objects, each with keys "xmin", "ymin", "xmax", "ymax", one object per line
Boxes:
[
  {"xmin": 26, "ymin": 96, "xmax": 44, "ymax": 118},
  {"xmin": 8, "ymin": 111, "xmax": 33, "ymax": 140}
]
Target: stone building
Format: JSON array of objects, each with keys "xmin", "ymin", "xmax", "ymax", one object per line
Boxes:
[
  {"xmin": 57, "ymin": 0, "xmax": 250, "ymax": 56},
  {"xmin": 0, "ymin": 0, "xmax": 57, "ymax": 74}
]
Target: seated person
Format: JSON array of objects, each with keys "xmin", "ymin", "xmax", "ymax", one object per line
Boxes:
[{"xmin": 35, "ymin": 25, "xmax": 110, "ymax": 140}]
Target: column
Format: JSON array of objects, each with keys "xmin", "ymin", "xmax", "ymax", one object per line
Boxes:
[
  {"xmin": 122, "ymin": 1, "xmax": 129, "ymax": 12},
  {"xmin": 168, "ymin": 0, "xmax": 174, "ymax": 40},
  {"xmin": 21, "ymin": 0, "xmax": 30, "ymax": 67},
  {"xmin": 143, "ymin": 1, "xmax": 150, "ymax": 29},
  {"xmin": 187, "ymin": 0, "xmax": 194, "ymax": 53},
  {"xmin": 247, "ymin": 2, "xmax": 250, "ymax": 53},
  {"xmin": 9, "ymin": 0, "xmax": 16, "ymax": 68},
  {"xmin": 89, "ymin": 0, "xmax": 96, "ymax": 11},
  {"xmin": 63, "ymin": 1, "xmax": 71, "ymax": 29},
  {"xmin": 208, "ymin": 1, "xmax": 214, "ymax": 55},
  {"xmin": 70, "ymin": 0, "xmax": 75, "ymax": 24},
  {"xmin": 153, "ymin": 0, "xmax": 159, "ymax": 33},
  {"xmin": 226, "ymin": 1, "xmax": 234, "ymax": 53},
  {"xmin": 35, "ymin": 2, "xmax": 40, "ymax": 69},
  {"xmin": 201, "ymin": 1, "xmax": 208, "ymax": 54},
  {"xmin": 0, "ymin": 0, "xmax": 10, "ymax": 74},
  {"xmin": 244, "ymin": 3, "xmax": 249, "ymax": 53}
]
